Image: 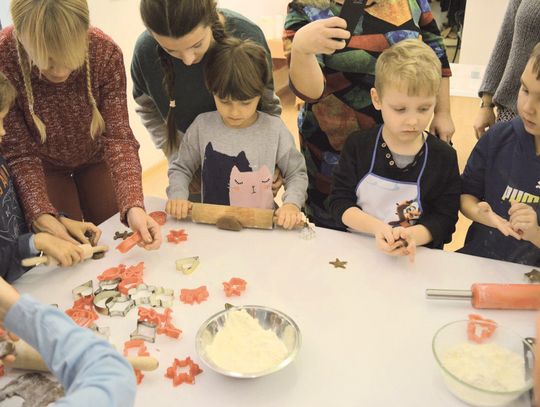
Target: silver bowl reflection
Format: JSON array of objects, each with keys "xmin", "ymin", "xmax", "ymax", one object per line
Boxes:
[{"xmin": 196, "ymin": 305, "xmax": 301, "ymax": 378}]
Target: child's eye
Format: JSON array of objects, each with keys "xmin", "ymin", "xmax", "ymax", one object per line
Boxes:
[
  {"xmin": 220, "ymin": 99, "xmax": 231, "ymax": 105},
  {"xmin": 241, "ymin": 101, "xmax": 252, "ymax": 106},
  {"xmin": 522, "ymin": 87, "xmax": 529, "ymax": 94},
  {"xmin": 418, "ymin": 107, "xmax": 430, "ymax": 113},
  {"xmin": 394, "ymin": 108, "xmax": 405, "ymax": 112}
]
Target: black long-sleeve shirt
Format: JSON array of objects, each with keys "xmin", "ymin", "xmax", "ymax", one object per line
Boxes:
[
  {"xmin": 0, "ymin": 155, "xmax": 33, "ymax": 282},
  {"xmin": 329, "ymin": 126, "xmax": 461, "ymax": 248}
]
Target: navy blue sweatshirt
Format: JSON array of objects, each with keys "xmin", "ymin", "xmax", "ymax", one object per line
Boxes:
[
  {"xmin": 460, "ymin": 118, "xmax": 540, "ymax": 266},
  {"xmin": 0, "ymin": 154, "xmax": 33, "ymax": 282}
]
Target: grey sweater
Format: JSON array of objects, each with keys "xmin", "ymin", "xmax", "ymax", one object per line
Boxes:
[
  {"xmin": 167, "ymin": 111, "xmax": 308, "ymax": 209},
  {"xmin": 479, "ymin": 0, "xmax": 540, "ymax": 113}
]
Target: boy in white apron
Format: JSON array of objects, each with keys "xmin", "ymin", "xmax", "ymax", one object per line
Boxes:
[{"xmin": 329, "ymin": 40, "xmax": 461, "ymax": 261}]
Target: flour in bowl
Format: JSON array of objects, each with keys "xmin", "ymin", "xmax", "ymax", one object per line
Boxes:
[
  {"xmin": 205, "ymin": 309, "xmax": 288, "ymax": 373},
  {"xmin": 441, "ymin": 342, "xmax": 526, "ymax": 392}
]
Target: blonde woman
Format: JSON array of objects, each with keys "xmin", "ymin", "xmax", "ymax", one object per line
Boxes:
[{"xmin": 0, "ymin": 0, "xmax": 161, "ymax": 249}]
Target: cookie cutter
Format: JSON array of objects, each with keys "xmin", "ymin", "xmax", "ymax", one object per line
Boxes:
[
  {"xmin": 300, "ymin": 221, "xmax": 316, "ymax": 240},
  {"xmin": 175, "ymin": 256, "xmax": 200, "ymax": 275},
  {"xmin": 165, "ymin": 357, "xmax": 203, "ymax": 387},
  {"xmin": 90, "ymin": 325, "xmax": 111, "ymax": 341},
  {"xmin": 130, "ymin": 321, "xmax": 158, "ymax": 343},
  {"xmin": 525, "ymin": 269, "xmax": 540, "ymax": 283},
  {"xmin": 128, "ymin": 284, "xmax": 154, "ymax": 305},
  {"xmin": 107, "ymin": 295, "xmax": 135, "ymax": 317},
  {"xmin": 72, "ymin": 280, "xmax": 94, "ymax": 300},
  {"xmin": 93, "ymin": 290, "xmax": 121, "ymax": 316},
  {"xmin": 0, "ymin": 340, "xmax": 16, "ymax": 359},
  {"xmin": 149, "ymin": 286, "xmax": 175, "ymax": 308}
]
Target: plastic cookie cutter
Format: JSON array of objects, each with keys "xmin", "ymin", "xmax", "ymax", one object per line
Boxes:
[
  {"xmin": 128, "ymin": 284, "xmax": 155, "ymax": 305},
  {"xmin": 180, "ymin": 286, "xmax": 209, "ymax": 305},
  {"xmin": 467, "ymin": 314, "xmax": 497, "ymax": 344},
  {"xmin": 93, "ymin": 290, "xmax": 121, "ymax": 316},
  {"xmin": 138, "ymin": 307, "xmax": 182, "ymax": 339},
  {"xmin": 300, "ymin": 220, "xmax": 316, "ymax": 240},
  {"xmin": 167, "ymin": 229, "xmax": 188, "ymax": 244},
  {"xmin": 223, "ymin": 278, "xmax": 247, "ymax": 297},
  {"xmin": 116, "ymin": 211, "xmax": 167, "ymax": 253},
  {"xmin": 130, "ymin": 321, "xmax": 158, "ymax": 343},
  {"xmin": 150, "ymin": 287, "xmax": 175, "ymax": 308},
  {"xmin": 72, "ymin": 280, "xmax": 94, "ymax": 300},
  {"xmin": 65, "ymin": 296, "xmax": 99, "ymax": 327},
  {"xmin": 123, "ymin": 339, "xmax": 151, "ymax": 385},
  {"xmin": 165, "ymin": 357, "xmax": 203, "ymax": 387},
  {"xmin": 107, "ymin": 295, "xmax": 135, "ymax": 317},
  {"xmin": 175, "ymin": 256, "xmax": 200, "ymax": 275}
]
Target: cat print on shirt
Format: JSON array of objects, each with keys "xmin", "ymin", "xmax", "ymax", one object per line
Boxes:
[{"xmin": 229, "ymin": 165, "xmax": 274, "ymax": 209}]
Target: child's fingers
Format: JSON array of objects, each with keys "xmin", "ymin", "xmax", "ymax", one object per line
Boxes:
[
  {"xmin": 407, "ymin": 240, "xmax": 416, "ymax": 263},
  {"xmin": 510, "ymin": 213, "xmax": 533, "ymax": 225},
  {"xmin": 504, "ymin": 225, "xmax": 522, "ymax": 240},
  {"xmin": 181, "ymin": 202, "xmax": 190, "ymax": 219},
  {"xmin": 508, "ymin": 202, "xmax": 530, "ymax": 216},
  {"xmin": 383, "ymin": 228, "xmax": 395, "ymax": 246},
  {"xmin": 87, "ymin": 223, "xmax": 101, "ymax": 245}
]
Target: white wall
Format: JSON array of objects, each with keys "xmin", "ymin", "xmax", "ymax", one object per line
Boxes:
[
  {"xmin": 460, "ymin": 0, "xmax": 510, "ymax": 66},
  {"xmin": 0, "ymin": 1, "xmax": 11, "ymax": 28}
]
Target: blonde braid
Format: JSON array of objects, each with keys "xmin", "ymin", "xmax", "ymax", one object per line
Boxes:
[
  {"xmin": 15, "ymin": 39, "xmax": 47, "ymax": 142},
  {"xmin": 85, "ymin": 53, "xmax": 105, "ymax": 138}
]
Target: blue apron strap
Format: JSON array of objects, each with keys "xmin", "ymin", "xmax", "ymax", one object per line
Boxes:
[
  {"xmin": 368, "ymin": 126, "xmax": 384, "ymax": 174},
  {"xmin": 416, "ymin": 133, "xmax": 429, "ymax": 212}
]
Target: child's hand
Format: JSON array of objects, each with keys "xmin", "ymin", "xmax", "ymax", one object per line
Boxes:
[
  {"xmin": 166, "ymin": 199, "xmax": 192, "ymax": 220},
  {"xmin": 275, "ymin": 203, "xmax": 302, "ymax": 230},
  {"xmin": 509, "ymin": 202, "xmax": 540, "ymax": 243},
  {"xmin": 127, "ymin": 207, "xmax": 162, "ymax": 250},
  {"xmin": 59, "ymin": 217, "xmax": 101, "ymax": 245},
  {"xmin": 34, "ymin": 233, "xmax": 84, "ymax": 267},
  {"xmin": 478, "ymin": 202, "xmax": 521, "ymax": 239},
  {"xmin": 375, "ymin": 226, "xmax": 416, "ymax": 262},
  {"xmin": 33, "ymin": 214, "xmax": 79, "ymax": 245}
]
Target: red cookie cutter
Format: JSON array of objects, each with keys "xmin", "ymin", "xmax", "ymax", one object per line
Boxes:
[
  {"xmin": 467, "ymin": 314, "xmax": 497, "ymax": 344},
  {"xmin": 138, "ymin": 307, "xmax": 182, "ymax": 339},
  {"xmin": 65, "ymin": 296, "xmax": 99, "ymax": 328},
  {"xmin": 223, "ymin": 277, "xmax": 247, "ymax": 297},
  {"xmin": 123, "ymin": 339, "xmax": 150, "ymax": 385},
  {"xmin": 167, "ymin": 229, "xmax": 188, "ymax": 244},
  {"xmin": 116, "ymin": 211, "xmax": 167, "ymax": 253},
  {"xmin": 165, "ymin": 357, "xmax": 203, "ymax": 387},
  {"xmin": 180, "ymin": 286, "xmax": 209, "ymax": 305}
]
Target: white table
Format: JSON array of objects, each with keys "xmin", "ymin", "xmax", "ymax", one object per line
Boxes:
[{"xmin": 1, "ymin": 197, "xmax": 536, "ymax": 407}]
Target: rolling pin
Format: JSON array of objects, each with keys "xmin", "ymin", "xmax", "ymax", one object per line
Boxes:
[
  {"xmin": 190, "ymin": 202, "xmax": 305, "ymax": 231},
  {"xmin": 21, "ymin": 244, "xmax": 108, "ymax": 267},
  {"xmin": 426, "ymin": 283, "xmax": 540, "ymax": 310},
  {"xmin": 2, "ymin": 338, "xmax": 158, "ymax": 372}
]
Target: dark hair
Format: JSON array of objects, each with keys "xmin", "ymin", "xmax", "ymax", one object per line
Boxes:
[
  {"xmin": 531, "ymin": 42, "xmax": 540, "ymax": 80},
  {"xmin": 0, "ymin": 72, "xmax": 17, "ymax": 112},
  {"xmin": 204, "ymin": 38, "xmax": 270, "ymax": 102},
  {"xmin": 140, "ymin": 0, "xmax": 228, "ymax": 154}
]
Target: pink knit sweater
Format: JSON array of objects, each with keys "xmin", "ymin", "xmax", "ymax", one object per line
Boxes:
[{"xmin": 0, "ymin": 27, "xmax": 144, "ymax": 224}]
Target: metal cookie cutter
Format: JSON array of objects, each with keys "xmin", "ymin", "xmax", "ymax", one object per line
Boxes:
[
  {"xmin": 128, "ymin": 284, "xmax": 154, "ymax": 305},
  {"xmin": 175, "ymin": 256, "xmax": 200, "ymax": 275},
  {"xmin": 0, "ymin": 339, "xmax": 16, "ymax": 359},
  {"xmin": 96, "ymin": 278, "xmax": 122, "ymax": 294},
  {"xmin": 300, "ymin": 221, "xmax": 316, "ymax": 240},
  {"xmin": 72, "ymin": 280, "xmax": 94, "ymax": 300},
  {"xmin": 90, "ymin": 325, "xmax": 111, "ymax": 341},
  {"xmin": 525, "ymin": 269, "xmax": 540, "ymax": 283},
  {"xmin": 150, "ymin": 287, "xmax": 175, "ymax": 308},
  {"xmin": 93, "ymin": 290, "xmax": 120, "ymax": 316},
  {"xmin": 130, "ymin": 321, "xmax": 158, "ymax": 343},
  {"xmin": 107, "ymin": 295, "xmax": 135, "ymax": 317}
]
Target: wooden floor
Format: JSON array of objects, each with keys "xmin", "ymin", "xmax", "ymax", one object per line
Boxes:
[{"xmin": 142, "ymin": 82, "xmax": 478, "ymax": 253}]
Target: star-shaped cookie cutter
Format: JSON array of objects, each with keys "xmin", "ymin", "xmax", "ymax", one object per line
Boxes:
[
  {"xmin": 165, "ymin": 357, "xmax": 203, "ymax": 387},
  {"xmin": 175, "ymin": 256, "xmax": 200, "ymax": 275}
]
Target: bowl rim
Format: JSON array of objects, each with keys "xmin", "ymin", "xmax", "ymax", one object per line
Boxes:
[
  {"xmin": 432, "ymin": 319, "xmax": 534, "ymax": 395},
  {"xmin": 195, "ymin": 304, "xmax": 302, "ymax": 378}
]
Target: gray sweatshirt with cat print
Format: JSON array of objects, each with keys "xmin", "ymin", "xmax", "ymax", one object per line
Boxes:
[{"xmin": 167, "ymin": 111, "xmax": 308, "ymax": 210}]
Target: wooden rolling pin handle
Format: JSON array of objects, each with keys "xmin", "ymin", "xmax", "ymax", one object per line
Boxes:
[{"xmin": 126, "ymin": 356, "xmax": 159, "ymax": 371}]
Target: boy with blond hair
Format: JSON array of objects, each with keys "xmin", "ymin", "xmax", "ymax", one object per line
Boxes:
[
  {"xmin": 460, "ymin": 43, "xmax": 540, "ymax": 266},
  {"xmin": 329, "ymin": 39, "xmax": 460, "ymax": 260},
  {"xmin": 0, "ymin": 72, "xmax": 89, "ymax": 281}
]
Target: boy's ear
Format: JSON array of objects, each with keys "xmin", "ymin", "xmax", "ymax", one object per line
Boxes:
[{"xmin": 371, "ymin": 88, "xmax": 382, "ymax": 111}]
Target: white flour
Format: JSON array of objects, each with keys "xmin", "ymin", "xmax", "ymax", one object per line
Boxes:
[
  {"xmin": 441, "ymin": 342, "xmax": 526, "ymax": 392},
  {"xmin": 206, "ymin": 309, "xmax": 288, "ymax": 373}
]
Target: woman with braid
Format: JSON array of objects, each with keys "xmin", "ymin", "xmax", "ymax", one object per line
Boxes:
[
  {"xmin": 133, "ymin": 0, "xmax": 282, "ymax": 169},
  {"xmin": 0, "ymin": 0, "xmax": 161, "ymax": 249}
]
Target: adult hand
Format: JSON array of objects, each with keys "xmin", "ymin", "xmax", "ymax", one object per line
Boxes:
[
  {"xmin": 33, "ymin": 214, "xmax": 79, "ymax": 245},
  {"xmin": 272, "ymin": 168, "xmax": 283, "ymax": 197},
  {"xmin": 508, "ymin": 202, "xmax": 540, "ymax": 243},
  {"xmin": 34, "ymin": 233, "xmax": 85, "ymax": 267},
  {"xmin": 430, "ymin": 111, "xmax": 455, "ymax": 143},
  {"xmin": 478, "ymin": 201, "xmax": 521, "ymax": 239},
  {"xmin": 275, "ymin": 203, "xmax": 303, "ymax": 230},
  {"xmin": 59, "ymin": 217, "xmax": 102, "ymax": 246},
  {"xmin": 292, "ymin": 17, "xmax": 349, "ymax": 56},
  {"xmin": 473, "ymin": 107, "xmax": 496, "ymax": 139},
  {"xmin": 165, "ymin": 199, "xmax": 192, "ymax": 220},
  {"xmin": 127, "ymin": 207, "xmax": 162, "ymax": 250}
]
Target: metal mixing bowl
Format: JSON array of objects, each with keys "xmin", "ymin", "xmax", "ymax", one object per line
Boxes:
[{"xmin": 195, "ymin": 305, "xmax": 301, "ymax": 378}]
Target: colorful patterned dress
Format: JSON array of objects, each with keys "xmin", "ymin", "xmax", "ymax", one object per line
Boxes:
[{"xmin": 283, "ymin": 0, "xmax": 451, "ymax": 228}]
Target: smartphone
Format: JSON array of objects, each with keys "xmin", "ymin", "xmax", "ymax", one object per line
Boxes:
[{"xmin": 338, "ymin": 0, "xmax": 364, "ymax": 45}]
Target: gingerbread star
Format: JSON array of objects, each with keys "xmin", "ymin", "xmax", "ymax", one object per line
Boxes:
[{"xmin": 329, "ymin": 258, "xmax": 347, "ymax": 269}]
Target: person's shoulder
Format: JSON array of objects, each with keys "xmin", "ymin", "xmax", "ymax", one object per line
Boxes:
[
  {"xmin": 344, "ymin": 127, "xmax": 379, "ymax": 150},
  {"xmin": 258, "ymin": 111, "xmax": 284, "ymax": 126},
  {"xmin": 88, "ymin": 27, "xmax": 124, "ymax": 61},
  {"xmin": 475, "ymin": 120, "xmax": 517, "ymax": 152},
  {"xmin": 0, "ymin": 27, "xmax": 17, "ymax": 66},
  {"xmin": 133, "ymin": 30, "xmax": 158, "ymax": 56},
  {"xmin": 221, "ymin": 9, "xmax": 265, "ymax": 41},
  {"xmin": 192, "ymin": 111, "xmax": 221, "ymax": 127}
]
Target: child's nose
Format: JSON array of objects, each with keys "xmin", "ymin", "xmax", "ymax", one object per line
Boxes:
[{"xmin": 181, "ymin": 52, "xmax": 196, "ymax": 66}]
